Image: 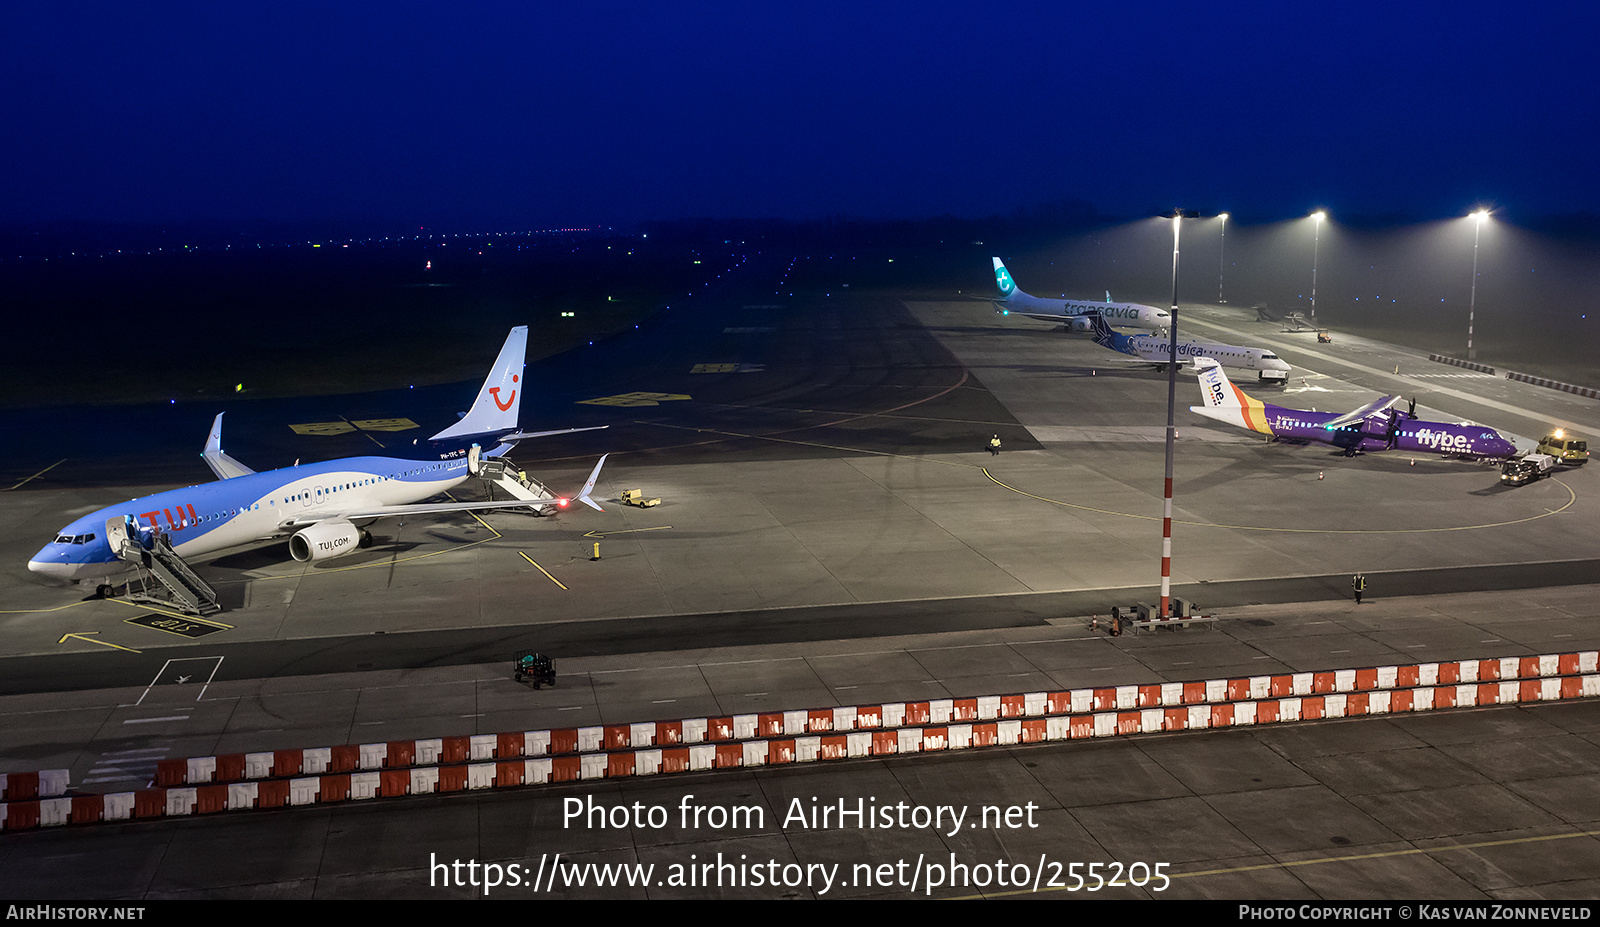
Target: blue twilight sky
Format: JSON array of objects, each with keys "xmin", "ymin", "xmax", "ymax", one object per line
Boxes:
[{"xmin": 6, "ymin": 2, "xmax": 1598, "ymax": 230}]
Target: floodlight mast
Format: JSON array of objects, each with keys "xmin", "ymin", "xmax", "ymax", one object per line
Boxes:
[
  {"xmin": 1468, "ymin": 209, "xmax": 1490, "ymax": 360},
  {"xmin": 1217, "ymin": 213, "xmax": 1228, "ymax": 303},
  {"xmin": 1159, "ymin": 208, "xmax": 1198, "ymax": 619},
  {"xmin": 1309, "ymin": 210, "xmax": 1326, "ymax": 324}
]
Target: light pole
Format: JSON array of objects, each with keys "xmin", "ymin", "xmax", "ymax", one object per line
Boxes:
[
  {"xmin": 1217, "ymin": 213, "xmax": 1228, "ymax": 303},
  {"xmin": 1159, "ymin": 209, "xmax": 1198, "ymax": 619},
  {"xmin": 1468, "ymin": 209, "xmax": 1489, "ymax": 360},
  {"xmin": 1309, "ymin": 210, "xmax": 1326, "ymax": 324}
]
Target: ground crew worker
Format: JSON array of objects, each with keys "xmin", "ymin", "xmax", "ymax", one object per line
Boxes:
[
  {"xmin": 988, "ymin": 434, "xmax": 1001, "ymax": 456},
  {"xmin": 1353, "ymin": 572, "xmax": 1366, "ymax": 604}
]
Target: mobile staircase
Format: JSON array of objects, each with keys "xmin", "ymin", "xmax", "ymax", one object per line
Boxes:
[{"xmin": 105, "ymin": 516, "xmax": 222, "ymax": 616}]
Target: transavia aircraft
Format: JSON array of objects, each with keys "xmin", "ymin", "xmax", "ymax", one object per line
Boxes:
[
  {"xmin": 1188, "ymin": 357, "xmax": 1518, "ymax": 459},
  {"xmin": 990, "ymin": 257, "xmax": 1169, "ymax": 332},
  {"xmin": 1084, "ymin": 312, "xmax": 1291, "ymax": 385},
  {"xmin": 29, "ymin": 326, "xmax": 609, "ymax": 598}
]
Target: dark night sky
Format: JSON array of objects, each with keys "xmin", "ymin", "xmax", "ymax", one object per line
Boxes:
[{"xmin": 6, "ymin": 3, "xmax": 1599, "ymax": 229}]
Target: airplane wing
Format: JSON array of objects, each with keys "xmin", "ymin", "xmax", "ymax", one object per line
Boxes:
[
  {"xmin": 1002, "ymin": 310, "xmax": 1070, "ymax": 322},
  {"xmin": 1324, "ymin": 395, "xmax": 1402, "ymax": 428},
  {"xmin": 277, "ymin": 454, "xmax": 609, "ymax": 528},
  {"xmin": 202, "ymin": 413, "xmax": 257, "ymax": 480}
]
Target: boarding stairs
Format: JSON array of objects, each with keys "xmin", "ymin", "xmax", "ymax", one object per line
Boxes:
[
  {"xmin": 471, "ymin": 452, "xmax": 559, "ymax": 515},
  {"xmin": 105, "ymin": 516, "xmax": 222, "ymax": 616}
]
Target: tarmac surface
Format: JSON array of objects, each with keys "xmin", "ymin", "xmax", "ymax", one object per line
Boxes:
[{"xmin": 2, "ymin": 269, "xmax": 1598, "ymax": 899}]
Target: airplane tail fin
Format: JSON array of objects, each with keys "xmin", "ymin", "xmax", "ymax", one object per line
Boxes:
[
  {"xmin": 991, "ymin": 257, "xmax": 1017, "ymax": 298},
  {"xmin": 431, "ymin": 326, "xmax": 529, "ymax": 441},
  {"xmin": 1190, "ymin": 358, "xmax": 1272, "ymax": 433},
  {"xmin": 1084, "ymin": 311, "xmax": 1117, "ymax": 345}
]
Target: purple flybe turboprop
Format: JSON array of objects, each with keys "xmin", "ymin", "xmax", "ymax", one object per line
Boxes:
[{"xmin": 1188, "ymin": 358, "xmax": 1518, "ymax": 459}]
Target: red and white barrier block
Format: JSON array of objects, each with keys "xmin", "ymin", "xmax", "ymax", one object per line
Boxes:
[{"xmin": 5, "ymin": 651, "xmax": 1596, "ymax": 831}]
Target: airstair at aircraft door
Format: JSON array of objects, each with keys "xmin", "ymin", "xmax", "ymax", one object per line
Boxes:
[
  {"xmin": 471, "ymin": 455, "xmax": 559, "ymax": 515},
  {"xmin": 106, "ymin": 516, "xmax": 222, "ymax": 616}
]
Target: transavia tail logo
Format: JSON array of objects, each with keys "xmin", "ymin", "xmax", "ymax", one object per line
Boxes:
[
  {"xmin": 490, "ymin": 374, "xmax": 519, "ymax": 412},
  {"xmin": 995, "ymin": 267, "xmax": 1015, "ymax": 294}
]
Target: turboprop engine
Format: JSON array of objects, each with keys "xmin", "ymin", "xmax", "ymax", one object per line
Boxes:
[{"xmin": 289, "ymin": 519, "xmax": 371, "ymax": 562}]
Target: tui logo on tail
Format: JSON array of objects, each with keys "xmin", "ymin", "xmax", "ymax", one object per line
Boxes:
[{"xmin": 490, "ymin": 374, "xmax": 519, "ymax": 411}]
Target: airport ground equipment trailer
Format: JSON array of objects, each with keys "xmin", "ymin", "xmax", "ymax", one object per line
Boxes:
[
  {"xmin": 1501, "ymin": 453, "xmax": 1556, "ymax": 487},
  {"xmin": 1109, "ymin": 599, "xmax": 1218, "ymax": 632},
  {"xmin": 513, "ymin": 651, "xmax": 556, "ymax": 688}
]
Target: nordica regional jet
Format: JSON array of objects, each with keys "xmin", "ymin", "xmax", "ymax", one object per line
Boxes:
[
  {"xmin": 29, "ymin": 326, "xmax": 608, "ymax": 597},
  {"xmin": 1084, "ymin": 312, "xmax": 1291, "ymax": 384},
  {"xmin": 991, "ymin": 257, "xmax": 1169, "ymax": 332},
  {"xmin": 1189, "ymin": 358, "xmax": 1517, "ymax": 459}
]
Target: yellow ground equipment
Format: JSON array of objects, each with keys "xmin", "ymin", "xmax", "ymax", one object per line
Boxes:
[{"xmin": 621, "ymin": 489, "xmax": 661, "ymax": 507}]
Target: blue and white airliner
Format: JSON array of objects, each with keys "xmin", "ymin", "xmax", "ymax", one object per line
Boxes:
[
  {"xmin": 1084, "ymin": 312, "xmax": 1291, "ymax": 385},
  {"xmin": 991, "ymin": 257, "xmax": 1169, "ymax": 332},
  {"xmin": 28, "ymin": 326, "xmax": 608, "ymax": 595}
]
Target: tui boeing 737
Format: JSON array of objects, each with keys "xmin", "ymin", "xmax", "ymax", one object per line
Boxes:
[
  {"xmin": 990, "ymin": 257, "xmax": 1169, "ymax": 332},
  {"xmin": 29, "ymin": 326, "xmax": 609, "ymax": 599},
  {"xmin": 1188, "ymin": 357, "xmax": 1518, "ymax": 459}
]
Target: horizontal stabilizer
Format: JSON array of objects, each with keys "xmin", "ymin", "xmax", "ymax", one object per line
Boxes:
[{"xmin": 500, "ymin": 425, "xmax": 610, "ymax": 442}]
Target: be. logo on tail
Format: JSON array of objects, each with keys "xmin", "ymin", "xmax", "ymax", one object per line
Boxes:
[{"xmin": 490, "ymin": 374, "xmax": 519, "ymax": 412}]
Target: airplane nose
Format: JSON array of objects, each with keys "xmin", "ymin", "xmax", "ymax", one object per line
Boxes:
[{"xmin": 28, "ymin": 558, "xmax": 74, "ymax": 579}]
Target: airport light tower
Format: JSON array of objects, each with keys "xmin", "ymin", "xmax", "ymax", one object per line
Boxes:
[
  {"xmin": 1159, "ymin": 209, "xmax": 1199, "ymax": 620},
  {"xmin": 1217, "ymin": 213, "xmax": 1228, "ymax": 303},
  {"xmin": 1468, "ymin": 209, "xmax": 1490, "ymax": 360},
  {"xmin": 1309, "ymin": 210, "xmax": 1326, "ymax": 324}
]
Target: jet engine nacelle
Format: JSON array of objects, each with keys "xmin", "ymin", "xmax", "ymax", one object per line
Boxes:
[
  {"xmin": 1064, "ymin": 316, "xmax": 1095, "ymax": 333},
  {"xmin": 289, "ymin": 519, "xmax": 370, "ymax": 562}
]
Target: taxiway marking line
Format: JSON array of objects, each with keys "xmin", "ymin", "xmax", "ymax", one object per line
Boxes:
[
  {"xmin": 982, "ymin": 468, "xmax": 1578, "ymax": 534},
  {"xmin": 519, "ymin": 552, "xmax": 567, "ymax": 590},
  {"xmin": 57, "ymin": 632, "xmax": 140, "ymax": 653},
  {"xmin": 581, "ymin": 527, "xmax": 672, "ymax": 538},
  {"xmin": 7, "ymin": 458, "xmax": 67, "ymax": 491}
]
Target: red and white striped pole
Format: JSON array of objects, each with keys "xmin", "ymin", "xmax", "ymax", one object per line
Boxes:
[{"xmin": 1160, "ymin": 210, "xmax": 1194, "ymax": 617}]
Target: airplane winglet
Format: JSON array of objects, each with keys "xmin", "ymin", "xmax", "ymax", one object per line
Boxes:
[
  {"xmin": 577, "ymin": 454, "xmax": 608, "ymax": 511},
  {"xmin": 202, "ymin": 413, "xmax": 257, "ymax": 480}
]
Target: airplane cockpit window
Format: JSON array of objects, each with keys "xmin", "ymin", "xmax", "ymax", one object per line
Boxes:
[{"xmin": 55, "ymin": 533, "xmax": 96, "ymax": 545}]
